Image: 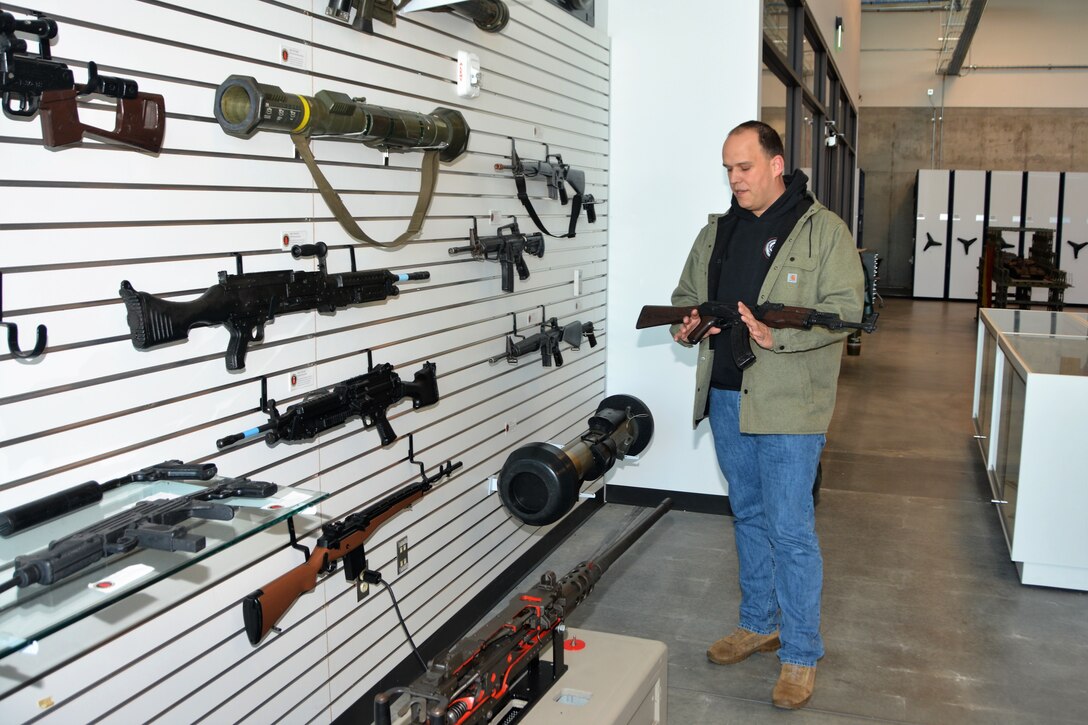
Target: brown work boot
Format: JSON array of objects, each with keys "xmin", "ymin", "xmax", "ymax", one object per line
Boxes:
[
  {"xmin": 772, "ymin": 663, "xmax": 816, "ymax": 709},
  {"xmin": 706, "ymin": 627, "xmax": 780, "ymax": 665}
]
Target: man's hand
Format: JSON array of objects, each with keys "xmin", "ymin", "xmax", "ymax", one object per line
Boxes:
[
  {"xmin": 674, "ymin": 308, "xmax": 720, "ymax": 344},
  {"xmin": 738, "ymin": 301, "xmax": 774, "ymax": 349}
]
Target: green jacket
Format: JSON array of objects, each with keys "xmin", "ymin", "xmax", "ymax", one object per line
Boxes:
[{"xmin": 671, "ymin": 197, "xmax": 864, "ymax": 433}]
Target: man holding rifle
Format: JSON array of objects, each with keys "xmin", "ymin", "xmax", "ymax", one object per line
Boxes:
[{"xmin": 670, "ymin": 121, "xmax": 863, "ymax": 709}]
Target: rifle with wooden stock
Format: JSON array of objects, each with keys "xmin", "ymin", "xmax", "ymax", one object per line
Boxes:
[{"xmin": 636, "ymin": 301, "xmax": 878, "ymax": 370}]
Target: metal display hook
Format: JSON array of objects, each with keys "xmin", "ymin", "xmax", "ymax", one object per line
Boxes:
[
  {"xmin": 0, "ymin": 272, "xmax": 47, "ymax": 360},
  {"xmin": 405, "ymin": 433, "xmax": 463, "ymax": 486}
]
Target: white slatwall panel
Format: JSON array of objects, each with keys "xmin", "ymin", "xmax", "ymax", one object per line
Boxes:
[{"xmin": 0, "ymin": 0, "xmax": 609, "ymax": 722}]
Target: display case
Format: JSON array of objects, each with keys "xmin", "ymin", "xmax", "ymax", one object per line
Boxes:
[
  {"xmin": 973, "ymin": 309, "xmax": 1088, "ymax": 590},
  {"xmin": 0, "ymin": 477, "xmax": 327, "ymax": 657}
]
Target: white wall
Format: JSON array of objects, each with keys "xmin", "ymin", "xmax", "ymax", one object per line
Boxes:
[
  {"xmin": 808, "ymin": 0, "xmax": 862, "ymax": 105},
  {"xmin": 0, "ymin": 1, "xmax": 608, "ymax": 721},
  {"xmin": 604, "ymin": 1, "xmax": 761, "ymax": 497},
  {"xmin": 861, "ymin": 0, "xmax": 1088, "ymax": 108}
]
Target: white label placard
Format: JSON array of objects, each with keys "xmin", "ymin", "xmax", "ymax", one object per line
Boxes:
[
  {"xmin": 279, "ymin": 43, "xmax": 307, "ymax": 69},
  {"xmin": 88, "ymin": 564, "xmax": 155, "ymax": 594}
]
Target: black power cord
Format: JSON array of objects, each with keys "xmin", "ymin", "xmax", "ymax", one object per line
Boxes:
[{"xmin": 364, "ymin": 570, "xmax": 427, "ymax": 672}]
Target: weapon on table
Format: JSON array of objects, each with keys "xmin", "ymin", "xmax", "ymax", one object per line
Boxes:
[
  {"xmin": 489, "ymin": 317, "xmax": 597, "ymax": 366},
  {"xmin": 0, "ymin": 476, "xmax": 277, "ymax": 594},
  {"xmin": 373, "ymin": 497, "xmax": 672, "ymax": 725},
  {"xmin": 448, "ymin": 218, "xmax": 544, "ymax": 293},
  {"xmin": 635, "ymin": 301, "xmax": 879, "ymax": 370},
  {"xmin": 326, "ymin": 0, "xmax": 509, "ymax": 34},
  {"xmin": 118, "ymin": 243, "xmax": 430, "ymax": 371},
  {"xmin": 498, "ymin": 394, "xmax": 653, "ymax": 525},
  {"xmin": 0, "ymin": 7, "xmax": 165, "ymax": 152},
  {"xmin": 216, "ymin": 360, "xmax": 440, "ymax": 449},
  {"xmin": 242, "ymin": 458, "xmax": 461, "ymax": 645},
  {"xmin": 0, "ymin": 460, "xmax": 218, "ymax": 537},
  {"xmin": 213, "ymin": 74, "xmax": 469, "ymax": 248},
  {"xmin": 495, "ymin": 138, "xmax": 597, "ymax": 239}
]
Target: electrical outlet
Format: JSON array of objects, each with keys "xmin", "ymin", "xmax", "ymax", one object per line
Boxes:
[
  {"xmin": 397, "ymin": 537, "xmax": 409, "ymax": 574},
  {"xmin": 356, "ymin": 579, "xmax": 370, "ymax": 601}
]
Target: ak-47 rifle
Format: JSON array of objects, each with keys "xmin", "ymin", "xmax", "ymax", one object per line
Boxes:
[
  {"xmin": 495, "ymin": 138, "xmax": 597, "ymax": 238},
  {"xmin": 216, "ymin": 361, "xmax": 440, "ymax": 449},
  {"xmin": 0, "ymin": 460, "xmax": 218, "ymax": 536},
  {"xmin": 448, "ymin": 218, "xmax": 544, "ymax": 293},
  {"xmin": 373, "ymin": 498, "xmax": 672, "ymax": 725},
  {"xmin": 325, "ymin": 0, "xmax": 509, "ymax": 34},
  {"xmin": 636, "ymin": 301, "xmax": 878, "ymax": 370},
  {"xmin": 489, "ymin": 317, "xmax": 597, "ymax": 366},
  {"xmin": 0, "ymin": 476, "xmax": 277, "ymax": 594},
  {"xmin": 119, "ymin": 243, "xmax": 430, "ymax": 371},
  {"xmin": 0, "ymin": 7, "xmax": 165, "ymax": 152},
  {"xmin": 242, "ymin": 459, "xmax": 461, "ymax": 645}
]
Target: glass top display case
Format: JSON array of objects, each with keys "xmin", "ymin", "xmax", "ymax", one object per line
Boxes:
[
  {"xmin": 0, "ymin": 477, "xmax": 327, "ymax": 658},
  {"xmin": 973, "ymin": 308, "xmax": 1088, "ymax": 591}
]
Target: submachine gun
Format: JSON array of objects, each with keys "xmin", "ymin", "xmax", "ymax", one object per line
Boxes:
[
  {"xmin": 325, "ymin": 0, "xmax": 509, "ymax": 34},
  {"xmin": 119, "ymin": 242, "xmax": 430, "ymax": 371},
  {"xmin": 498, "ymin": 394, "xmax": 653, "ymax": 525},
  {"xmin": 495, "ymin": 138, "xmax": 597, "ymax": 238},
  {"xmin": 0, "ymin": 476, "xmax": 277, "ymax": 594},
  {"xmin": 216, "ymin": 360, "xmax": 440, "ymax": 449},
  {"xmin": 448, "ymin": 218, "xmax": 544, "ymax": 293},
  {"xmin": 0, "ymin": 7, "xmax": 165, "ymax": 152},
  {"xmin": 373, "ymin": 497, "xmax": 672, "ymax": 725},
  {"xmin": 213, "ymin": 74, "xmax": 469, "ymax": 248}
]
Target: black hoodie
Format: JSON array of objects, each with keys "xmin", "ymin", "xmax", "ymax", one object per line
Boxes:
[{"xmin": 708, "ymin": 170, "xmax": 813, "ymax": 390}]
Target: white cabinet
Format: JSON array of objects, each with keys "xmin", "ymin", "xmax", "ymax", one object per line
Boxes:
[{"xmin": 973, "ymin": 309, "xmax": 1088, "ymax": 590}]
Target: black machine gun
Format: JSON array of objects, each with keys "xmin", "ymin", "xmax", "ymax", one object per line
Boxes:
[
  {"xmin": 242, "ymin": 457, "xmax": 460, "ymax": 645},
  {"xmin": 325, "ymin": 0, "xmax": 509, "ymax": 34},
  {"xmin": 0, "ymin": 460, "xmax": 218, "ymax": 536},
  {"xmin": 216, "ymin": 360, "xmax": 440, "ymax": 449},
  {"xmin": 0, "ymin": 7, "xmax": 165, "ymax": 152},
  {"xmin": 490, "ymin": 316, "xmax": 597, "ymax": 367},
  {"xmin": 495, "ymin": 138, "xmax": 597, "ymax": 238},
  {"xmin": 448, "ymin": 218, "xmax": 544, "ymax": 293},
  {"xmin": 373, "ymin": 498, "xmax": 672, "ymax": 725},
  {"xmin": 636, "ymin": 301, "xmax": 878, "ymax": 371},
  {"xmin": 0, "ymin": 476, "xmax": 277, "ymax": 594},
  {"xmin": 119, "ymin": 243, "xmax": 430, "ymax": 371}
]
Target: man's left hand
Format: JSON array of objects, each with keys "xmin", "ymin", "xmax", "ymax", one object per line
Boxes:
[{"xmin": 738, "ymin": 301, "xmax": 774, "ymax": 350}]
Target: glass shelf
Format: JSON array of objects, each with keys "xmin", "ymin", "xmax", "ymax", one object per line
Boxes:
[
  {"xmin": 0, "ymin": 477, "xmax": 328, "ymax": 659},
  {"xmin": 980, "ymin": 308, "xmax": 1088, "ymax": 338}
]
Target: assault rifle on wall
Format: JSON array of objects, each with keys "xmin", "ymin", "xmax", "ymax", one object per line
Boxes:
[
  {"xmin": 0, "ymin": 7, "xmax": 165, "ymax": 152},
  {"xmin": 216, "ymin": 361, "xmax": 440, "ymax": 449},
  {"xmin": 0, "ymin": 476, "xmax": 277, "ymax": 594},
  {"xmin": 119, "ymin": 243, "xmax": 430, "ymax": 371},
  {"xmin": 495, "ymin": 138, "xmax": 597, "ymax": 238},
  {"xmin": 242, "ymin": 459, "xmax": 461, "ymax": 645},
  {"xmin": 489, "ymin": 316, "xmax": 597, "ymax": 366},
  {"xmin": 635, "ymin": 301, "xmax": 878, "ymax": 370},
  {"xmin": 325, "ymin": 0, "xmax": 509, "ymax": 34},
  {"xmin": 0, "ymin": 460, "xmax": 218, "ymax": 536},
  {"xmin": 373, "ymin": 498, "xmax": 672, "ymax": 725},
  {"xmin": 213, "ymin": 74, "xmax": 469, "ymax": 248},
  {"xmin": 448, "ymin": 218, "xmax": 544, "ymax": 293}
]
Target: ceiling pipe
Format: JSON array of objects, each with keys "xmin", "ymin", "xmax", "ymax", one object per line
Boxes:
[{"xmin": 942, "ymin": 0, "xmax": 987, "ymax": 75}]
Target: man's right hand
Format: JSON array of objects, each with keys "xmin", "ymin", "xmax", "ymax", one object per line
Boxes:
[{"xmin": 674, "ymin": 309, "xmax": 720, "ymax": 344}]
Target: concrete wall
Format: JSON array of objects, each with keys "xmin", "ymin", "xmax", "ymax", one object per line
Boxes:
[{"xmin": 858, "ymin": 0, "xmax": 1088, "ymax": 293}]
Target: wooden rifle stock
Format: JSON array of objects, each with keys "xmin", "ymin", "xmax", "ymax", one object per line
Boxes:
[{"xmin": 242, "ymin": 483, "xmax": 429, "ymax": 645}]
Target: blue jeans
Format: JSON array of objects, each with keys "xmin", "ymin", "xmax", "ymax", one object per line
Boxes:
[{"xmin": 708, "ymin": 388, "xmax": 825, "ymax": 667}]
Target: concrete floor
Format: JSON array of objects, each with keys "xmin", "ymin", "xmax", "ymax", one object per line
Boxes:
[{"xmin": 502, "ymin": 298, "xmax": 1088, "ymax": 724}]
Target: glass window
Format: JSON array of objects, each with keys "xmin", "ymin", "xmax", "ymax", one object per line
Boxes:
[
  {"xmin": 763, "ymin": 0, "xmax": 790, "ymax": 56},
  {"xmin": 802, "ymin": 35, "xmax": 816, "ymax": 96},
  {"xmin": 760, "ymin": 63, "xmax": 788, "ymax": 143},
  {"xmin": 798, "ymin": 108, "xmax": 814, "ymax": 176}
]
